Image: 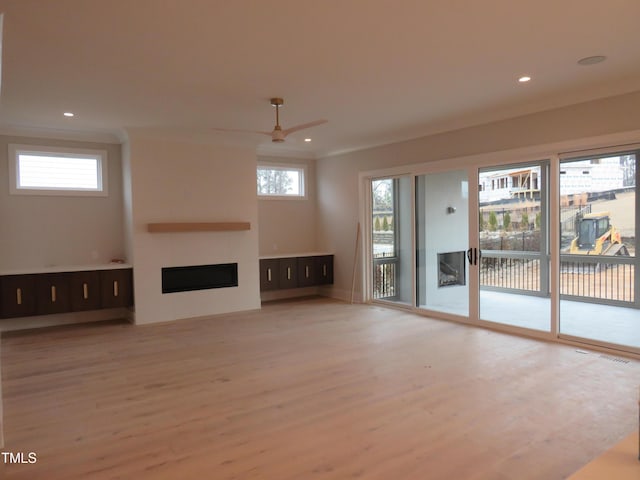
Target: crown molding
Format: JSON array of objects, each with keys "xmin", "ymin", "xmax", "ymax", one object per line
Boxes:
[{"xmin": 0, "ymin": 124, "xmax": 122, "ymax": 144}]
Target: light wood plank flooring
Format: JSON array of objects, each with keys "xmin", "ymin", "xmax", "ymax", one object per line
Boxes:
[{"xmin": 1, "ymin": 297, "xmax": 639, "ymax": 479}]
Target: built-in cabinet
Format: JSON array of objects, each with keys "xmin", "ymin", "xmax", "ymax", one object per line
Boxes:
[
  {"xmin": 0, "ymin": 275, "xmax": 37, "ymax": 318},
  {"xmin": 259, "ymin": 255, "xmax": 333, "ymax": 291},
  {"xmin": 35, "ymin": 273, "xmax": 72, "ymax": 315},
  {"xmin": 0, "ymin": 268, "xmax": 133, "ymax": 319},
  {"xmin": 69, "ymin": 270, "xmax": 101, "ymax": 311},
  {"xmin": 99, "ymin": 269, "xmax": 134, "ymax": 308}
]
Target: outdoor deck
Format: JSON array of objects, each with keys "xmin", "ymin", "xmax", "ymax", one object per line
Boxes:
[{"xmin": 480, "ymin": 290, "xmax": 640, "ymax": 349}]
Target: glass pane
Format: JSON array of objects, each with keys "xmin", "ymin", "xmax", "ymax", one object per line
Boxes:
[
  {"xmin": 479, "ymin": 166, "xmax": 542, "ymax": 252},
  {"xmin": 372, "ymin": 179, "xmax": 394, "ymax": 259},
  {"xmin": 257, "ymin": 167, "xmax": 303, "ymax": 196},
  {"xmin": 372, "ymin": 177, "xmax": 412, "ymax": 305},
  {"xmin": 560, "ymin": 154, "xmax": 635, "ymax": 258},
  {"xmin": 18, "ymin": 154, "xmax": 99, "ymax": 190}
]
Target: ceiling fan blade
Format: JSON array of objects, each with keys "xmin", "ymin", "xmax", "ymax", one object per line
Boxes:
[
  {"xmin": 282, "ymin": 119, "xmax": 328, "ymax": 137},
  {"xmin": 212, "ymin": 127, "xmax": 272, "ymax": 136}
]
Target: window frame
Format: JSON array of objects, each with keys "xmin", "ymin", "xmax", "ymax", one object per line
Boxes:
[
  {"xmin": 8, "ymin": 144, "xmax": 108, "ymax": 197},
  {"xmin": 256, "ymin": 163, "xmax": 307, "ymax": 200}
]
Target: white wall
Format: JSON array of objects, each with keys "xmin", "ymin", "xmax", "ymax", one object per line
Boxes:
[
  {"xmin": 420, "ymin": 170, "xmax": 470, "ymax": 310},
  {"xmin": 0, "ymin": 135, "xmax": 124, "ymax": 270},
  {"xmin": 125, "ymin": 132, "xmax": 260, "ymax": 324},
  {"xmin": 257, "ymin": 155, "xmax": 318, "ymax": 255},
  {"xmin": 317, "ymin": 90, "xmax": 640, "ymax": 302}
]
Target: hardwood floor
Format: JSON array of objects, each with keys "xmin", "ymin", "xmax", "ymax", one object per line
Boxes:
[{"xmin": 1, "ymin": 297, "xmax": 639, "ymax": 479}]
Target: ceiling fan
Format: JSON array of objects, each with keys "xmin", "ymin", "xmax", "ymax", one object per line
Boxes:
[{"xmin": 213, "ymin": 98, "xmax": 327, "ymax": 143}]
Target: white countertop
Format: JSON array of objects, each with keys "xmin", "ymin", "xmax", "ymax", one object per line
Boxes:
[
  {"xmin": 0, "ymin": 263, "xmax": 133, "ymax": 276},
  {"xmin": 259, "ymin": 252, "xmax": 333, "ymax": 260}
]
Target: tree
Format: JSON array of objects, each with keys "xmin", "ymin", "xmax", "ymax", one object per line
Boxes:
[
  {"xmin": 503, "ymin": 211, "xmax": 511, "ymax": 230},
  {"xmin": 535, "ymin": 212, "xmax": 541, "ymax": 229},
  {"xmin": 382, "ymin": 216, "xmax": 390, "ymax": 231},
  {"xmin": 488, "ymin": 211, "xmax": 498, "ymax": 231},
  {"xmin": 257, "ymin": 168, "xmax": 293, "ymax": 195},
  {"xmin": 372, "ymin": 179, "xmax": 393, "ymax": 210},
  {"xmin": 521, "ymin": 212, "xmax": 529, "ymax": 230},
  {"xmin": 479, "ymin": 211, "xmax": 485, "ymax": 231},
  {"xmin": 374, "ymin": 217, "xmax": 381, "ymax": 231}
]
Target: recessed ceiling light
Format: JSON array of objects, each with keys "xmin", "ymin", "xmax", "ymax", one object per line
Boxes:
[
  {"xmin": 577, "ymin": 55, "xmax": 607, "ymax": 66},
  {"xmin": 304, "ymin": 138, "xmax": 312, "ymax": 142},
  {"xmin": 518, "ymin": 76, "xmax": 531, "ymax": 83},
  {"xmin": 63, "ymin": 112, "xmax": 74, "ymax": 117}
]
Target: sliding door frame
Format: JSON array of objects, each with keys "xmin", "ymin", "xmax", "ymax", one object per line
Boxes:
[
  {"xmin": 357, "ymin": 128, "xmax": 640, "ymax": 356},
  {"xmin": 555, "ymin": 144, "xmax": 640, "ymax": 354}
]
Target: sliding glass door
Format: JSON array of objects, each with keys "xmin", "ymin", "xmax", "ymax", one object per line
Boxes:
[
  {"xmin": 371, "ymin": 176, "xmax": 413, "ymax": 306},
  {"xmin": 366, "ymin": 141, "xmax": 640, "ymax": 354},
  {"xmin": 559, "ymin": 149, "xmax": 639, "ymax": 349},
  {"xmin": 415, "ymin": 170, "xmax": 470, "ymax": 317},
  {"xmin": 477, "ymin": 162, "xmax": 551, "ymax": 332}
]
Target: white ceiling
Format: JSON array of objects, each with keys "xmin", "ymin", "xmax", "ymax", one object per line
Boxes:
[{"xmin": 1, "ymin": 0, "xmax": 639, "ymax": 158}]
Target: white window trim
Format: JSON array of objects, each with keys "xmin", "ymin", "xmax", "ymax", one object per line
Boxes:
[
  {"xmin": 257, "ymin": 163, "xmax": 307, "ymax": 200},
  {"xmin": 8, "ymin": 144, "xmax": 108, "ymax": 197}
]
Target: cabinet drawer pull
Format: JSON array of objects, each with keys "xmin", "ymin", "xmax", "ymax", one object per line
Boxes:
[
  {"xmin": 287, "ymin": 267, "xmax": 291, "ymax": 280},
  {"xmin": 113, "ymin": 280, "xmax": 119, "ymax": 297},
  {"xmin": 16, "ymin": 288, "xmax": 22, "ymax": 305},
  {"xmin": 323, "ymin": 264, "xmax": 327, "ymax": 276},
  {"xmin": 305, "ymin": 266, "xmax": 310, "ymax": 278},
  {"xmin": 267, "ymin": 268, "xmax": 272, "ymax": 282},
  {"xmin": 51, "ymin": 285, "xmax": 57, "ymax": 303},
  {"xmin": 83, "ymin": 283, "xmax": 89, "ymax": 300}
]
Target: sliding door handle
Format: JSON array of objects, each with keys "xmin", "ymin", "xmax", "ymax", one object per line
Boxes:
[{"xmin": 467, "ymin": 248, "xmax": 480, "ymax": 265}]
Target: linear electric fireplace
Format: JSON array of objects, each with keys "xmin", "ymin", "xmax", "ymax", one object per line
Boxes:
[
  {"xmin": 162, "ymin": 263, "xmax": 238, "ymax": 294},
  {"xmin": 438, "ymin": 251, "xmax": 465, "ymax": 287}
]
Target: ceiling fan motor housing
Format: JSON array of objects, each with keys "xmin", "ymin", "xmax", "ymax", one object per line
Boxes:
[
  {"xmin": 272, "ymin": 125, "xmax": 285, "ymax": 142},
  {"xmin": 271, "ymin": 98, "xmax": 285, "ymax": 141}
]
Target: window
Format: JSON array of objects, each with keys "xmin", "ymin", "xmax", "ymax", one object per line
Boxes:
[
  {"xmin": 9, "ymin": 144, "xmax": 108, "ymax": 196},
  {"xmin": 257, "ymin": 164, "xmax": 305, "ymax": 198}
]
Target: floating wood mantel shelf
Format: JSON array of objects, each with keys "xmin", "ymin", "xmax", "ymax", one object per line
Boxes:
[{"xmin": 147, "ymin": 222, "xmax": 251, "ymax": 233}]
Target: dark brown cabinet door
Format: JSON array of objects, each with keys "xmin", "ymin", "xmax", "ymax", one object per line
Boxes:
[
  {"xmin": 278, "ymin": 258, "xmax": 298, "ymax": 289},
  {"xmin": 100, "ymin": 269, "xmax": 133, "ymax": 308},
  {"xmin": 70, "ymin": 271, "xmax": 101, "ymax": 311},
  {"xmin": 0, "ymin": 274, "xmax": 37, "ymax": 318},
  {"xmin": 36, "ymin": 273, "xmax": 71, "ymax": 315},
  {"xmin": 297, "ymin": 257, "xmax": 317, "ymax": 287},
  {"xmin": 259, "ymin": 259, "xmax": 280, "ymax": 291},
  {"xmin": 259, "ymin": 255, "xmax": 333, "ymax": 292},
  {"xmin": 315, "ymin": 255, "xmax": 334, "ymax": 285}
]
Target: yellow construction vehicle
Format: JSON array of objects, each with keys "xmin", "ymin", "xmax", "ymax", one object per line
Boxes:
[{"xmin": 569, "ymin": 212, "xmax": 629, "ymax": 256}]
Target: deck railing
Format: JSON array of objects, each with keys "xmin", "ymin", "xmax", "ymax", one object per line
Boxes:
[
  {"xmin": 372, "ymin": 249, "xmax": 636, "ymax": 306},
  {"xmin": 480, "ymin": 251, "xmax": 543, "ymax": 293},
  {"xmin": 480, "ymin": 250, "xmax": 636, "ymax": 305},
  {"xmin": 560, "ymin": 254, "xmax": 635, "ymax": 304},
  {"xmin": 373, "ymin": 254, "xmax": 397, "ymax": 299}
]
